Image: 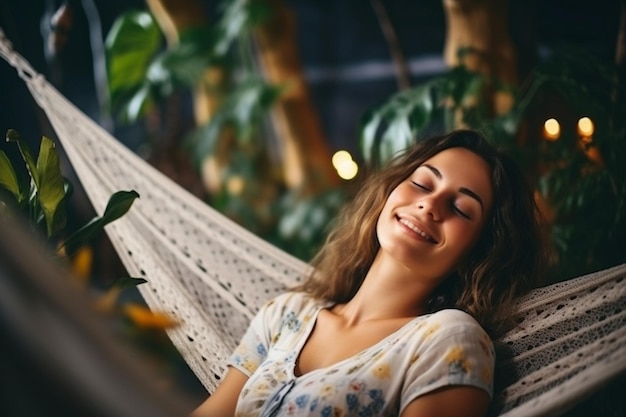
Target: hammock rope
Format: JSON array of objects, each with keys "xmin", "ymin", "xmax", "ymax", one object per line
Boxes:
[{"xmin": 1, "ymin": 31, "xmax": 624, "ymax": 417}]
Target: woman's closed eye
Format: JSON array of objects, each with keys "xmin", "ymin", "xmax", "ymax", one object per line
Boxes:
[
  {"xmin": 452, "ymin": 203, "xmax": 471, "ymax": 219},
  {"xmin": 411, "ymin": 180, "xmax": 431, "ymax": 192},
  {"xmin": 411, "ymin": 179, "xmax": 476, "ymax": 220}
]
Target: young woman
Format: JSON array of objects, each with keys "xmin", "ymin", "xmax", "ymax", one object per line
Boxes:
[{"xmin": 192, "ymin": 129, "xmax": 547, "ymax": 417}]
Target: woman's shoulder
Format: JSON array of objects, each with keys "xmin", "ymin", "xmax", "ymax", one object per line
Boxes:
[
  {"xmin": 418, "ymin": 309, "xmax": 491, "ymax": 340},
  {"xmin": 405, "ymin": 309, "xmax": 495, "ymax": 366},
  {"xmin": 427, "ymin": 308, "xmax": 481, "ymax": 323}
]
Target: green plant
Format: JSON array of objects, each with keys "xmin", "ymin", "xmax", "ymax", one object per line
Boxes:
[
  {"xmin": 0, "ymin": 128, "xmax": 193, "ymax": 387},
  {"xmin": 104, "ymin": 1, "xmax": 283, "ymax": 211},
  {"xmin": 104, "ymin": 1, "xmax": 344, "ymax": 262},
  {"xmin": 0, "ymin": 126, "xmax": 191, "ymax": 346},
  {"xmin": 0, "ymin": 129, "xmax": 140, "ymax": 260},
  {"xmin": 361, "ymin": 49, "xmax": 626, "ymax": 282},
  {"xmin": 0, "ymin": 129, "xmax": 68, "ymax": 237},
  {"xmin": 105, "ymin": 2, "xmax": 272, "ymax": 121},
  {"xmin": 0, "ymin": 128, "xmax": 155, "ymax": 309}
]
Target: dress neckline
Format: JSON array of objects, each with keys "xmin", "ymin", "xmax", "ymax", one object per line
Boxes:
[{"xmin": 290, "ymin": 300, "xmax": 425, "ymax": 379}]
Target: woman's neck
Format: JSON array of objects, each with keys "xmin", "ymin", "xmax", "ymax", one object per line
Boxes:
[{"xmin": 335, "ymin": 252, "xmax": 439, "ymax": 326}]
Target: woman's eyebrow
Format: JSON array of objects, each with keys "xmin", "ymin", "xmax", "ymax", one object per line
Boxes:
[{"xmin": 421, "ymin": 164, "xmax": 484, "ymax": 212}]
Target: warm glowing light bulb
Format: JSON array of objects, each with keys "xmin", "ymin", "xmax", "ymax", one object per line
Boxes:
[
  {"xmin": 332, "ymin": 150, "xmax": 352, "ymax": 169},
  {"xmin": 577, "ymin": 117, "xmax": 594, "ymax": 137},
  {"xmin": 544, "ymin": 118, "xmax": 560, "ymax": 140},
  {"xmin": 332, "ymin": 150, "xmax": 358, "ymax": 180},
  {"xmin": 336, "ymin": 159, "xmax": 358, "ymax": 180}
]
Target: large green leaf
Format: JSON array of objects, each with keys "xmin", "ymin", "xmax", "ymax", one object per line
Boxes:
[
  {"xmin": 145, "ymin": 39, "xmax": 215, "ymax": 96},
  {"xmin": 0, "ymin": 150, "xmax": 25, "ymax": 203},
  {"xmin": 105, "ymin": 11, "xmax": 162, "ymax": 113},
  {"xmin": 213, "ymin": 0, "xmax": 272, "ymax": 57},
  {"xmin": 61, "ymin": 190, "xmax": 140, "ymax": 256},
  {"xmin": 6, "ymin": 129, "xmax": 39, "ymax": 189},
  {"xmin": 121, "ymin": 84, "xmax": 152, "ymax": 122},
  {"xmin": 228, "ymin": 79, "xmax": 283, "ymax": 141},
  {"xmin": 380, "ymin": 112, "xmax": 413, "ymax": 162},
  {"xmin": 359, "ymin": 109, "xmax": 383, "ymax": 164},
  {"xmin": 36, "ymin": 136, "xmax": 66, "ymax": 237},
  {"xmin": 359, "ymin": 83, "xmax": 437, "ymax": 166},
  {"xmin": 100, "ymin": 189, "xmax": 140, "ymax": 223}
]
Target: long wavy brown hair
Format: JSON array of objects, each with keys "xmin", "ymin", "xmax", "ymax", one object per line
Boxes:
[{"xmin": 296, "ymin": 129, "xmax": 549, "ymax": 336}]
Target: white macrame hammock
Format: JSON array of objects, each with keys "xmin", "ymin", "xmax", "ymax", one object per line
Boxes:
[{"xmin": 1, "ymin": 32, "xmax": 625, "ymax": 417}]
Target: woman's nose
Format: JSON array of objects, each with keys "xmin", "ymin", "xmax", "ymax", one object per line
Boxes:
[{"xmin": 417, "ymin": 196, "xmax": 441, "ymax": 221}]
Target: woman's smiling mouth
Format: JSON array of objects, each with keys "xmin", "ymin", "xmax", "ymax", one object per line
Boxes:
[{"xmin": 397, "ymin": 216, "xmax": 438, "ymax": 243}]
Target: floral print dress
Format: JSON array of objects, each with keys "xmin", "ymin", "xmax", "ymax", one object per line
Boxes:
[{"xmin": 229, "ymin": 292, "xmax": 494, "ymax": 417}]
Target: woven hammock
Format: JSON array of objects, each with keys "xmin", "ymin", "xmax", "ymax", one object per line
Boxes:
[{"xmin": 1, "ymin": 32, "xmax": 625, "ymax": 417}]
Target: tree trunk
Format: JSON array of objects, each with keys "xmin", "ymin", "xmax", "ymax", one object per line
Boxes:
[
  {"xmin": 146, "ymin": 0, "xmax": 232, "ymax": 194},
  {"xmin": 253, "ymin": 0, "xmax": 339, "ymax": 193},
  {"xmin": 442, "ymin": 0, "xmax": 517, "ymax": 118}
]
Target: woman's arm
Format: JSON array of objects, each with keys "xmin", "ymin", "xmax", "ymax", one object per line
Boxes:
[
  {"xmin": 401, "ymin": 385, "xmax": 490, "ymax": 417},
  {"xmin": 190, "ymin": 368, "xmax": 249, "ymax": 417}
]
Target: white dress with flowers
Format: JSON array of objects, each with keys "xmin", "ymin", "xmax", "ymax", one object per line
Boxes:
[{"xmin": 229, "ymin": 292, "xmax": 494, "ymax": 417}]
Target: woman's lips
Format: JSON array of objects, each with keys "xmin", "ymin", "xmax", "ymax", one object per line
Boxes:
[{"xmin": 397, "ymin": 216, "xmax": 438, "ymax": 243}]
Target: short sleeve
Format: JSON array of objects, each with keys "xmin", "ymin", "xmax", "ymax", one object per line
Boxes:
[
  {"xmin": 400, "ymin": 310, "xmax": 495, "ymax": 412},
  {"xmin": 228, "ymin": 292, "xmax": 303, "ymax": 376},
  {"xmin": 227, "ymin": 294, "xmax": 286, "ymax": 376}
]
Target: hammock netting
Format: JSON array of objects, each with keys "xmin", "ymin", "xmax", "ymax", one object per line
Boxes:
[{"xmin": 1, "ymin": 32, "xmax": 625, "ymax": 417}]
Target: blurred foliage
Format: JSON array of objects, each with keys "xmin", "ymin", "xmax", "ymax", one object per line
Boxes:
[
  {"xmin": 0, "ymin": 129, "xmax": 186, "ymax": 359},
  {"xmin": 361, "ymin": 48, "xmax": 626, "ymax": 282},
  {"xmin": 184, "ymin": 79, "xmax": 284, "ymax": 165},
  {"xmin": 104, "ymin": 0, "xmax": 344, "ymax": 262},
  {"xmin": 104, "ymin": 0, "xmax": 274, "ymax": 122},
  {"xmin": 1, "ymin": 129, "xmax": 204, "ymax": 394}
]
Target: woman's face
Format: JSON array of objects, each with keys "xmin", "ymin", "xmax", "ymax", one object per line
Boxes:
[{"xmin": 376, "ymin": 147, "xmax": 494, "ymax": 281}]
